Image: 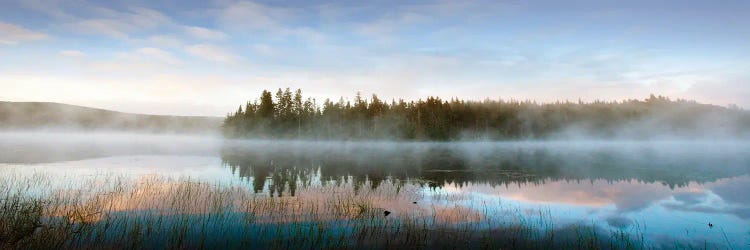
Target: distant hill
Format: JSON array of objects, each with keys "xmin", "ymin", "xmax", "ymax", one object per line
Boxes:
[{"xmin": 0, "ymin": 102, "xmax": 222, "ymax": 133}]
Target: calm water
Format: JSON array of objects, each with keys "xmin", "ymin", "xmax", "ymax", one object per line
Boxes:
[{"xmin": 2, "ymin": 132, "xmax": 749, "ymax": 248}]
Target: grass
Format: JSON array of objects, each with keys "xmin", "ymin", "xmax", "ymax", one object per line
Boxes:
[{"xmin": 0, "ymin": 169, "xmax": 729, "ymax": 249}]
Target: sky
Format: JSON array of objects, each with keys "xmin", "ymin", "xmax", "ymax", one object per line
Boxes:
[{"xmin": 1, "ymin": 0, "xmax": 749, "ymax": 116}]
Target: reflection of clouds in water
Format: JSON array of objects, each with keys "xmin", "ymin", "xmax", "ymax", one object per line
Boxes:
[
  {"xmin": 710, "ymin": 176, "xmax": 750, "ymax": 205},
  {"xmin": 664, "ymin": 176, "xmax": 750, "ymax": 220},
  {"xmin": 453, "ymin": 176, "xmax": 750, "ymax": 222},
  {"xmin": 605, "ymin": 215, "xmax": 633, "ymax": 229},
  {"xmin": 603, "ymin": 181, "xmax": 674, "ymax": 212},
  {"xmin": 673, "ymin": 192, "xmax": 709, "ymax": 205},
  {"xmin": 447, "ymin": 176, "xmax": 748, "ymax": 247},
  {"xmin": 651, "ymin": 234, "xmax": 717, "ymax": 249},
  {"xmin": 730, "ymin": 208, "xmax": 750, "ymax": 220},
  {"xmin": 454, "ymin": 179, "xmax": 679, "ymax": 212}
]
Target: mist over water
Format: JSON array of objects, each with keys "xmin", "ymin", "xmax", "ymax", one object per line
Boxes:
[
  {"xmin": 0, "ymin": 131, "xmax": 222, "ymax": 163},
  {"xmin": 3, "ymin": 0, "xmax": 749, "ymax": 247},
  {"xmin": 2, "ymin": 131, "xmax": 750, "ymax": 248},
  {"xmin": 0, "ymin": 102, "xmax": 223, "ymax": 134}
]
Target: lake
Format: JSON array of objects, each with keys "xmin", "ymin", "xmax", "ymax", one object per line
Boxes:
[{"xmin": 1, "ymin": 132, "xmax": 749, "ymax": 249}]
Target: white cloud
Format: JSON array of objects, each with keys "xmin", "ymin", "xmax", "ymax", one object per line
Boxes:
[
  {"xmin": 216, "ymin": 1, "xmax": 326, "ymax": 43},
  {"xmin": 15, "ymin": 0, "xmax": 75, "ymax": 20},
  {"xmin": 15, "ymin": 1, "xmax": 172, "ymax": 39},
  {"xmin": 67, "ymin": 7, "xmax": 171, "ymax": 38},
  {"xmin": 0, "ymin": 22, "xmax": 47, "ymax": 45},
  {"xmin": 183, "ymin": 26, "xmax": 227, "ymax": 40},
  {"xmin": 0, "ymin": 72, "xmax": 239, "ymax": 116},
  {"xmin": 59, "ymin": 50, "xmax": 85, "ymax": 57},
  {"xmin": 219, "ymin": 1, "xmax": 291, "ymax": 31},
  {"xmin": 135, "ymin": 47, "xmax": 181, "ymax": 65},
  {"xmin": 184, "ymin": 44, "xmax": 239, "ymax": 63},
  {"xmin": 2, "ymin": 0, "xmax": 748, "ymax": 114},
  {"xmin": 69, "ymin": 47, "xmax": 184, "ymax": 74},
  {"xmin": 356, "ymin": 12, "xmax": 426, "ymax": 38},
  {"xmin": 251, "ymin": 44, "xmax": 278, "ymax": 57},
  {"xmin": 71, "ymin": 19, "xmax": 130, "ymax": 38},
  {"xmin": 147, "ymin": 35, "xmax": 184, "ymax": 48}
]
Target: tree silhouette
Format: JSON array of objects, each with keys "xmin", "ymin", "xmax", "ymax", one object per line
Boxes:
[{"xmin": 223, "ymin": 90, "xmax": 750, "ymax": 140}]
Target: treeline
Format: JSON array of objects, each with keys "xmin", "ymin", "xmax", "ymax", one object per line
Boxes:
[{"xmin": 223, "ymin": 88, "xmax": 750, "ymax": 140}]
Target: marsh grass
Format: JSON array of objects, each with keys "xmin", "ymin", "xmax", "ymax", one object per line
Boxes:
[{"xmin": 0, "ymin": 170, "xmax": 724, "ymax": 249}]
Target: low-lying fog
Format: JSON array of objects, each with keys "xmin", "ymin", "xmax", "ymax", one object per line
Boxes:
[
  {"xmin": 2, "ymin": 131, "xmax": 749, "ymax": 248},
  {"xmin": 2, "ymin": 131, "xmax": 750, "ymax": 164},
  {"xmin": 2, "ymin": 131, "xmax": 750, "ymax": 188},
  {"xmin": 0, "ymin": 131, "xmax": 223, "ymax": 163}
]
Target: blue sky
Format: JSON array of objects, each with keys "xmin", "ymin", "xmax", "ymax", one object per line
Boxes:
[{"xmin": 1, "ymin": 0, "xmax": 748, "ymax": 116}]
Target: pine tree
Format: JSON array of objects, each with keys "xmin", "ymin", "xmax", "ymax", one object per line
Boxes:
[{"xmin": 223, "ymin": 89, "xmax": 750, "ymax": 140}]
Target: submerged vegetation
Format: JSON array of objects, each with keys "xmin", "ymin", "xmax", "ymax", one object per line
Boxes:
[{"xmin": 223, "ymin": 89, "xmax": 750, "ymax": 140}]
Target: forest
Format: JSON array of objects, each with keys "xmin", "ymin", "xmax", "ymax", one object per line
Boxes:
[{"xmin": 223, "ymin": 88, "xmax": 750, "ymax": 140}]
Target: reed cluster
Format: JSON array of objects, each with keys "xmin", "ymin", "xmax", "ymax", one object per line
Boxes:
[{"xmin": 0, "ymin": 170, "xmax": 672, "ymax": 249}]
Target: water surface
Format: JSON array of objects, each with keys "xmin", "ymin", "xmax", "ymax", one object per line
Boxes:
[{"xmin": 2, "ymin": 132, "xmax": 749, "ymax": 248}]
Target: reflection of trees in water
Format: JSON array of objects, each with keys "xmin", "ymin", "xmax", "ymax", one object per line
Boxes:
[{"xmin": 221, "ymin": 143, "xmax": 750, "ymax": 196}]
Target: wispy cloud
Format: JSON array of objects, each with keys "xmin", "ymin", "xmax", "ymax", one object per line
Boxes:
[
  {"xmin": 13, "ymin": 0, "xmax": 172, "ymax": 39},
  {"xmin": 184, "ymin": 44, "xmax": 239, "ymax": 62},
  {"xmin": 183, "ymin": 26, "xmax": 227, "ymax": 40},
  {"xmin": 0, "ymin": 22, "xmax": 47, "ymax": 45},
  {"xmin": 59, "ymin": 50, "xmax": 85, "ymax": 57},
  {"xmin": 135, "ymin": 47, "xmax": 182, "ymax": 65},
  {"xmin": 251, "ymin": 44, "xmax": 278, "ymax": 57},
  {"xmin": 218, "ymin": 1, "xmax": 291, "ymax": 31},
  {"xmin": 1, "ymin": 0, "xmax": 749, "ymax": 114},
  {"xmin": 216, "ymin": 1, "xmax": 326, "ymax": 42},
  {"xmin": 66, "ymin": 7, "xmax": 171, "ymax": 39},
  {"xmin": 147, "ymin": 35, "xmax": 184, "ymax": 48},
  {"xmin": 14, "ymin": 0, "xmax": 75, "ymax": 20},
  {"xmin": 355, "ymin": 12, "xmax": 426, "ymax": 38}
]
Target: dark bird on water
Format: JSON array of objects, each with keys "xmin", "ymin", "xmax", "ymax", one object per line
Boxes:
[
  {"xmin": 413, "ymin": 202, "xmax": 417, "ymax": 204},
  {"xmin": 384, "ymin": 211, "xmax": 391, "ymax": 217},
  {"xmin": 708, "ymin": 222, "xmax": 713, "ymax": 228}
]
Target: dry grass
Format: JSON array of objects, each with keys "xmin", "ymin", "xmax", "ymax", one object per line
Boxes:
[{"xmin": 0, "ymin": 170, "xmax": 666, "ymax": 249}]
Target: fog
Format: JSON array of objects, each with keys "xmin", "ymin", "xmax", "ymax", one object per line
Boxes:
[
  {"xmin": 543, "ymin": 105, "xmax": 750, "ymax": 140},
  {"xmin": 3, "ymin": 124, "xmax": 750, "ymax": 200},
  {"xmin": 220, "ymin": 91, "xmax": 750, "ymax": 141},
  {"xmin": 5, "ymin": 130, "xmax": 750, "ymax": 217},
  {"xmin": 4, "ymin": 97, "xmax": 750, "ymax": 141},
  {"xmin": 0, "ymin": 102, "xmax": 223, "ymax": 134},
  {"xmin": 3, "ymin": 131, "xmax": 749, "ymax": 185},
  {"xmin": 3, "ymin": 131, "xmax": 749, "ymax": 248},
  {"xmin": 0, "ymin": 131, "xmax": 222, "ymax": 163}
]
